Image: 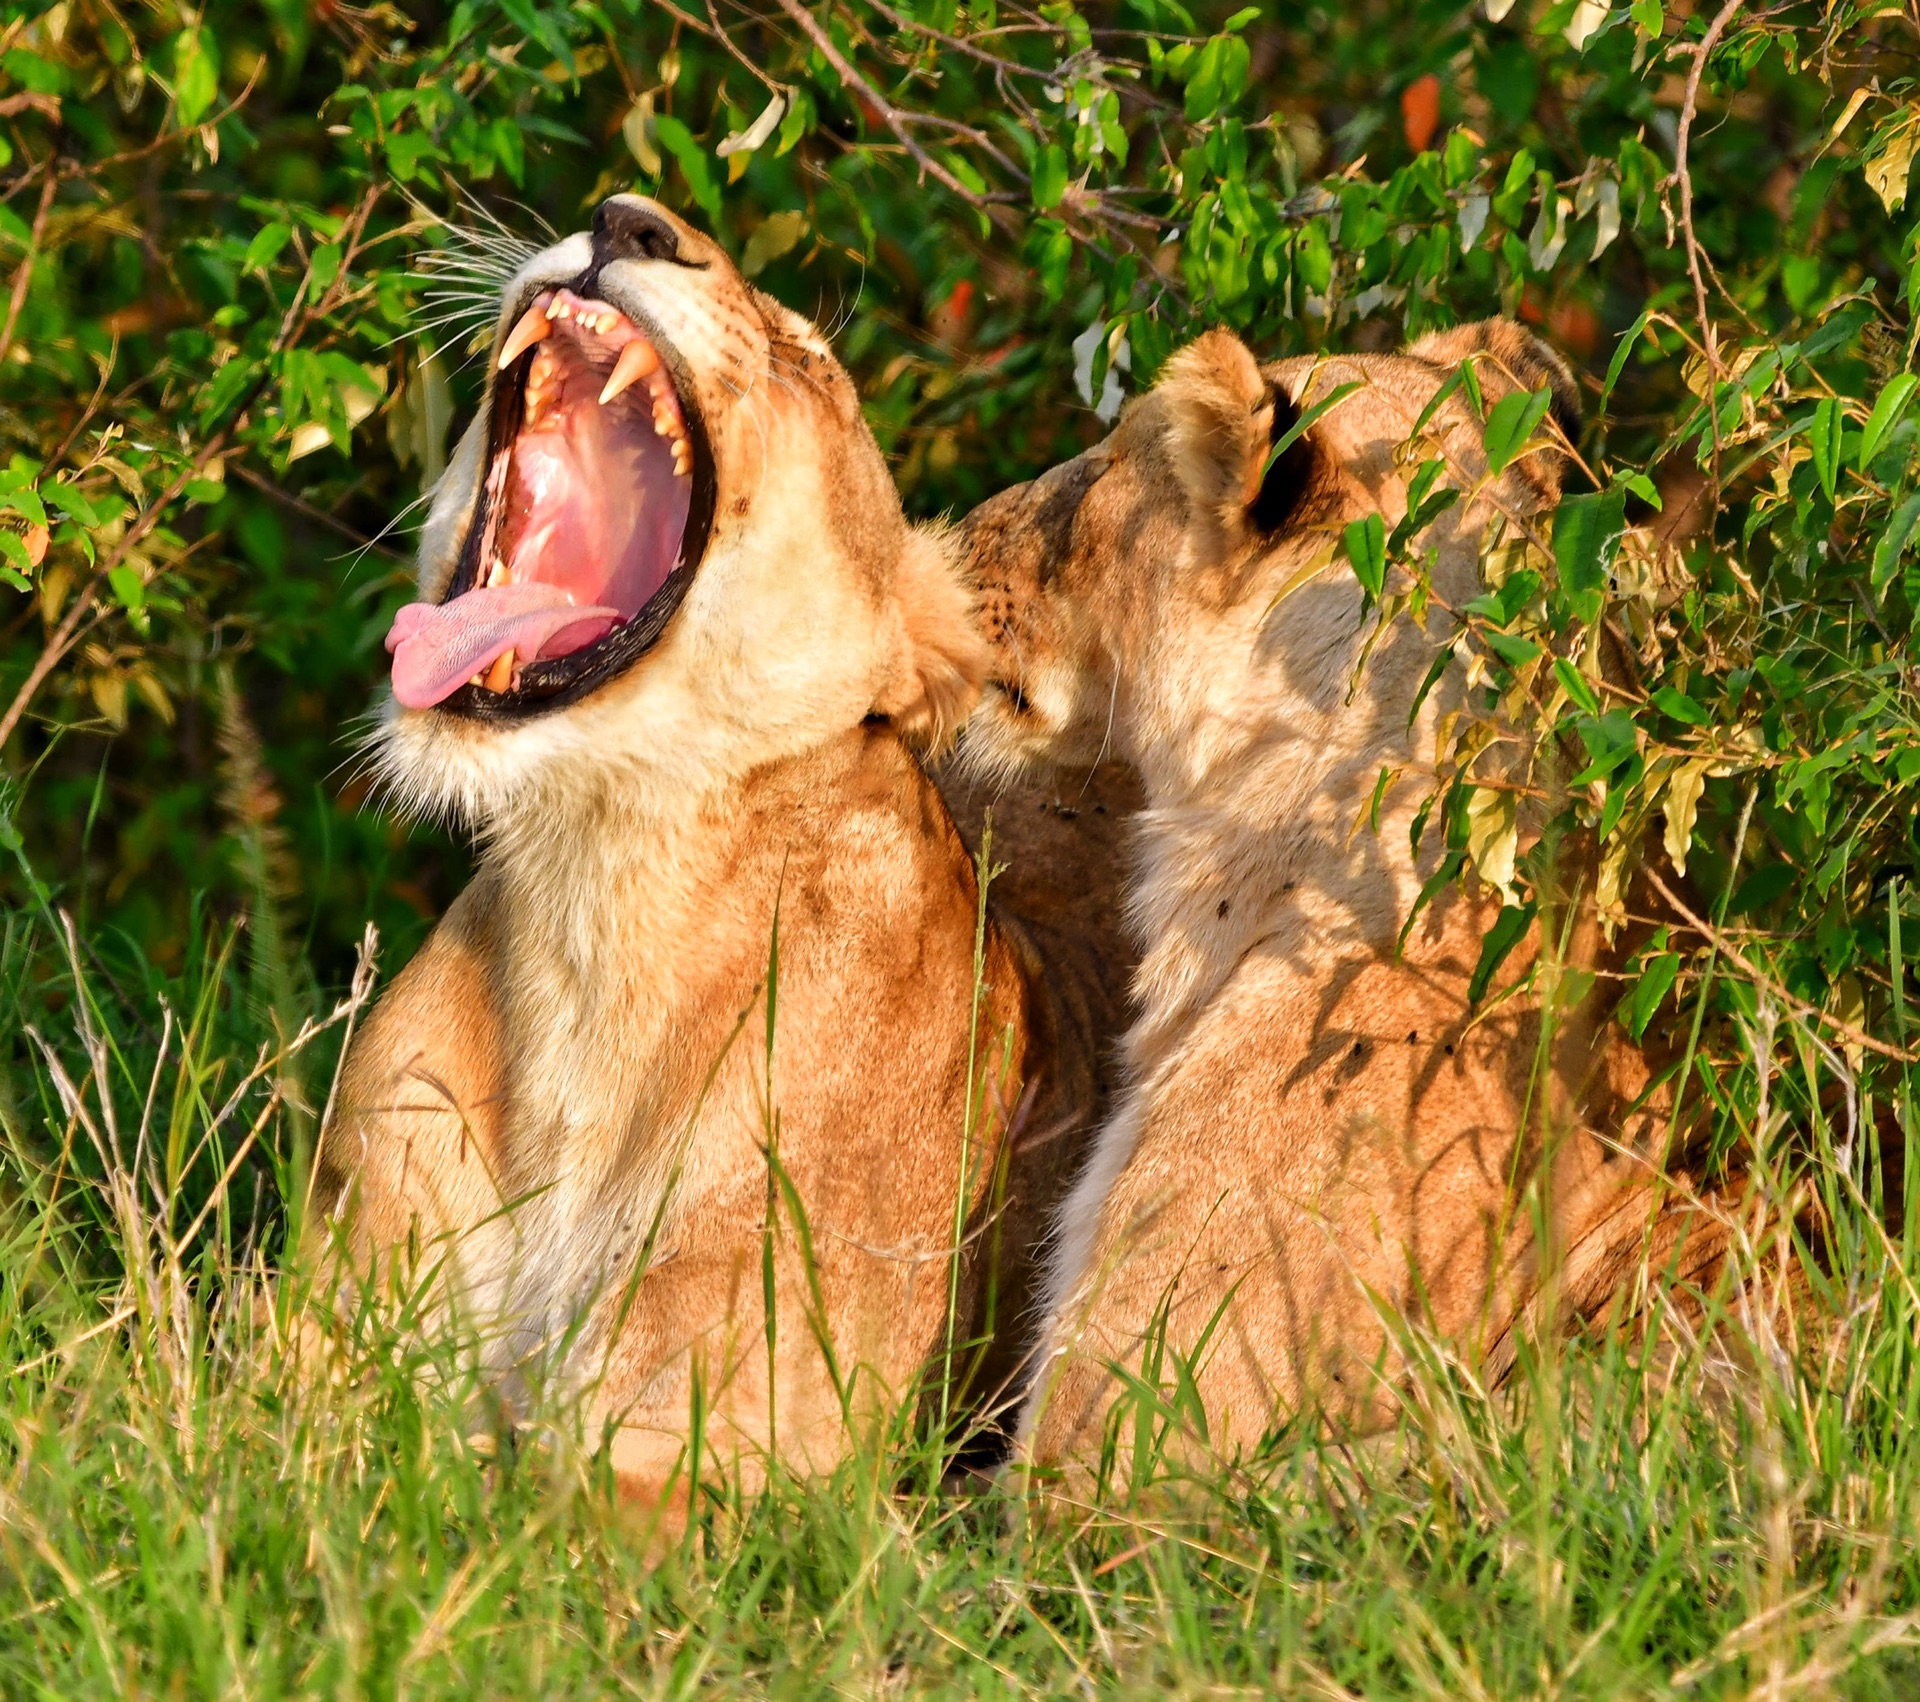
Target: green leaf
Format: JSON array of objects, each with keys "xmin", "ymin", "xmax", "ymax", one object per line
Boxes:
[
  {"xmin": 1295, "ymin": 220, "xmax": 1332, "ymax": 295},
  {"xmin": 1872, "ymin": 492, "xmax": 1920, "ymax": 594},
  {"xmin": 1030, "ymin": 219, "xmax": 1071, "ymax": 302},
  {"xmin": 308, "ymin": 243, "xmax": 342, "ymax": 303},
  {"xmin": 1858, "ymin": 372, "xmax": 1918, "ymax": 469},
  {"xmin": 243, "ymin": 223, "xmax": 292, "ymax": 275},
  {"xmin": 1651, "ymin": 686, "xmax": 1709, "ymax": 724},
  {"xmin": 1344, "ymin": 513, "xmax": 1387, "ymax": 600},
  {"xmin": 652, "ymin": 114, "xmax": 722, "ymax": 222},
  {"xmin": 1808, "ymin": 396, "xmax": 1844, "ymax": 500},
  {"xmin": 108, "ymin": 564, "xmax": 146, "ymax": 614},
  {"xmin": 49, "ymin": 483, "xmax": 99, "ymax": 527},
  {"xmin": 491, "ymin": 117, "xmax": 526, "ymax": 186},
  {"xmin": 0, "ymin": 487, "xmax": 46, "ymax": 527},
  {"xmin": 1184, "ymin": 33, "xmax": 1248, "ymax": 121},
  {"xmin": 1552, "ymin": 487, "xmax": 1626, "ymax": 620},
  {"xmin": 1484, "ymin": 630, "xmax": 1540, "ymax": 667},
  {"xmin": 1601, "ymin": 308, "xmax": 1656, "ymax": 412},
  {"xmin": 1570, "ymin": 710, "xmax": 1638, "ymax": 785},
  {"xmin": 1262, "ymin": 380, "xmax": 1364, "ymax": 477},
  {"xmin": 1031, "ymin": 145, "xmax": 1068, "ymax": 212},
  {"xmin": 173, "ymin": 26, "xmax": 219, "ymax": 128},
  {"xmin": 1469, "ymin": 903, "xmax": 1535, "ymax": 1004},
  {"xmin": 1553, "ymin": 657, "xmax": 1601, "ymax": 715},
  {"xmin": 1482, "ymin": 386, "xmax": 1555, "ymax": 476},
  {"xmin": 1629, "ymin": 940, "xmax": 1680, "ymax": 1040},
  {"xmin": 1727, "ymin": 861, "xmax": 1794, "ymax": 918}
]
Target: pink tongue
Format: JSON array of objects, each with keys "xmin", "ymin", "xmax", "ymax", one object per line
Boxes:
[{"xmin": 385, "ymin": 582, "xmax": 621, "ymax": 709}]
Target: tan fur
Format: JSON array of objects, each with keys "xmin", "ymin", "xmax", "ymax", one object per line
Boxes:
[
  {"xmin": 316, "ymin": 199, "xmax": 1121, "ymax": 1512},
  {"xmin": 958, "ymin": 321, "xmax": 1728, "ymax": 1484}
]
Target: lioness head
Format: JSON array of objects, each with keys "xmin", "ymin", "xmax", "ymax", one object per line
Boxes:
[
  {"xmin": 376, "ymin": 196, "xmax": 981, "ymax": 826},
  {"xmin": 960, "ymin": 320, "xmax": 1578, "ymax": 782}
]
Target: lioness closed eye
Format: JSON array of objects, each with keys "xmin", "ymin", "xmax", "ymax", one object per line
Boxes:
[
  {"xmin": 960, "ymin": 322, "xmax": 1732, "ymax": 1483},
  {"xmin": 315, "ymin": 197, "xmax": 1117, "ymax": 1516}
]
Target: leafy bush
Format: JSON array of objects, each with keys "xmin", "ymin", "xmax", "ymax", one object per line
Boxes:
[{"xmin": 2, "ymin": 0, "xmax": 1917, "ymax": 1093}]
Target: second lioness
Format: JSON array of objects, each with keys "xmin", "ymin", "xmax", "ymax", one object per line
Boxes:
[
  {"xmin": 320, "ymin": 198, "xmax": 1115, "ymax": 1511},
  {"xmin": 961, "ymin": 322, "xmax": 1726, "ymax": 1480}
]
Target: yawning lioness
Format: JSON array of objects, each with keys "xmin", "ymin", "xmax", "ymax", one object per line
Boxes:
[{"xmin": 316, "ymin": 198, "xmax": 1116, "ymax": 1513}]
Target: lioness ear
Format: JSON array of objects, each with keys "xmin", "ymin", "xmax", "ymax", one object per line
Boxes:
[
  {"xmin": 873, "ymin": 524, "xmax": 988, "ymax": 755},
  {"xmin": 1159, "ymin": 328, "xmax": 1312, "ymax": 560}
]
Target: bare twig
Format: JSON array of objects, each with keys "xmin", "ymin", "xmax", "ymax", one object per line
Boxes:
[
  {"xmin": 1673, "ymin": 0, "xmax": 1746, "ymax": 493},
  {"xmin": 0, "ymin": 165, "xmax": 56, "ymax": 371},
  {"xmin": 769, "ymin": 0, "xmax": 1020, "ymax": 219},
  {"xmin": 1646, "ymin": 867, "xmax": 1915, "ymax": 1064}
]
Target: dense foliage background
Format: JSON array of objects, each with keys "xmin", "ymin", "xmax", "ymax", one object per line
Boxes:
[
  {"xmin": 5, "ymin": 1, "xmax": 1920, "ymax": 1694},
  {"xmin": 6, "ymin": 0, "xmax": 1920, "ymax": 1096}
]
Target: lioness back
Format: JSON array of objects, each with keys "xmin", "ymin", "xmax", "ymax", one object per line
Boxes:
[{"xmin": 958, "ymin": 322, "xmax": 1728, "ymax": 1483}]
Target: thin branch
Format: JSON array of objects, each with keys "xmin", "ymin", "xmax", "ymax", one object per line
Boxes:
[
  {"xmin": 769, "ymin": 0, "xmax": 1020, "ymax": 219},
  {"xmin": 0, "ymin": 165, "xmax": 56, "ymax": 371},
  {"xmin": 1673, "ymin": 0, "xmax": 1746, "ymax": 495},
  {"xmin": 1645, "ymin": 867, "xmax": 1916, "ymax": 1064}
]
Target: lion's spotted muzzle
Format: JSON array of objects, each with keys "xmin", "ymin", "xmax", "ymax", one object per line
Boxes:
[{"xmin": 386, "ymin": 281, "xmax": 717, "ymax": 720}]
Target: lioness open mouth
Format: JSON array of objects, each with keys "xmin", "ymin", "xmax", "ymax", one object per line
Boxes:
[{"xmin": 386, "ymin": 286, "xmax": 716, "ymax": 718}]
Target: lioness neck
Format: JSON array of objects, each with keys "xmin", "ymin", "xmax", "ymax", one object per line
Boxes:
[{"xmin": 1118, "ymin": 574, "xmax": 1458, "ymax": 1070}]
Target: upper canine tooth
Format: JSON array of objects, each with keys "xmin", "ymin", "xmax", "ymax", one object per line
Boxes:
[
  {"xmin": 600, "ymin": 339, "xmax": 660, "ymax": 405},
  {"xmin": 497, "ymin": 304, "xmax": 552, "ymax": 370}
]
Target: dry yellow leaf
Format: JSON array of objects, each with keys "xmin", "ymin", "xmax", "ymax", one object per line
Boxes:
[
  {"xmin": 1866, "ymin": 110, "xmax": 1920, "ymax": 214},
  {"xmin": 1465, "ymin": 786, "xmax": 1518, "ymax": 898},
  {"xmin": 1662, "ymin": 758, "xmax": 1709, "ymax": 877}
]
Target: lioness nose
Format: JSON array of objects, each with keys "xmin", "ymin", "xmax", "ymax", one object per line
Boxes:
[{"xmin": 593, "ymin": 196, "xmax": 683, "ymax": 266}]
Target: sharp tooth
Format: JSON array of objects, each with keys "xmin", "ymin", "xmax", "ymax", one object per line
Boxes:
[
  {"xmin": 497, "ymin": 304, "xmax": 553, "ymax": 370},
  {"xmin": 487, "ymin": 556, "xmax": 511, "ymax": 588},
  {"xmin": 484, "ymin": 650, "xmax": 514, "ymax": 693},
  {"xmin": 600, "ymin": 339, "xmax": 660, "ymax": 405}
]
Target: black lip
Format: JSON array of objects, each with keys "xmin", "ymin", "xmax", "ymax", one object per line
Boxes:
[{"xmin": 431, "ymin": 288, "xmax": 718, "ymax": 723}]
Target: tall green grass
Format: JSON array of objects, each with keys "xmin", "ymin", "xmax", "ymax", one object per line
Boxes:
[{"xmin": 4, "ymin": 822, "xmax": 1920, "ymax": 1698}]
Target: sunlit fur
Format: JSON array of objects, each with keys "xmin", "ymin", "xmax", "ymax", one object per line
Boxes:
[
  {"xmin": 958, "ymin": 322, "xmax": 1731, "ymax": 1486},
  {"xmin": 320, "ymin": 200, "xmax": 1110, "ymax": 1520}
]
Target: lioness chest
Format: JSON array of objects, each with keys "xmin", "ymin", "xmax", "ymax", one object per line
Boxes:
[{"xmin": 327, "ymin": 725, "xmax": 1024, "ymax": 1384}]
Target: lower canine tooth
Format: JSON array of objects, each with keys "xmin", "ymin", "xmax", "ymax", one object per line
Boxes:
[
  {"xmin": 600, "ymin": 338, "xmax": 660, "ymax": 405},
  {"xmin": 484, "ymin": 650, "xmax": 514, "ymax": 693}
]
